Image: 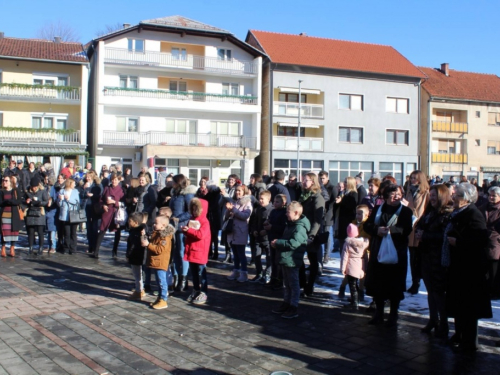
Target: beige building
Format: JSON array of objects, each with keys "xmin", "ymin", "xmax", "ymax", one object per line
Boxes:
[
  {"xmin": 420, "ymin": 64, "xmax": 500, "ymax": 182},
  {"xmin": 0, "ymin": 33, "xmax": 88, "ymax": 171}
]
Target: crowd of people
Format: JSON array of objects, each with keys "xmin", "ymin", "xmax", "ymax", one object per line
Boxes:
[{"xmin": 0, "ymin": 160, "xmax": 498, "ymax": 352}]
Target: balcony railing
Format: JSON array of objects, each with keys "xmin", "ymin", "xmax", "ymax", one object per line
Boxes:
[
  {"xmin": 273, "ymin": 101, "xmax": 324, "ymax": 118},
  {"xmin": 0, "ymin": 84, "xmax": 81, "ymax": 101},
  {"xmin": 432, "ymin": 152, "xmax": 468, "ymax": 164},
  {"xmin": 432, "ymin": 121, "xmax": 468, "ymax": 133},
  {"xmin": 0, "ymin": 129, "xmax": 80, "ymax": 145},
  {"xmin": 104, "ymin": 48, "xmax": 258, "ymax": 75},
  {"xmin": 102, "ymin": 131, "xmax": 257, "ymax": 150},
  {"xmin": 103, "ymin": 87, "xmax": 258, "ymax": 105},
  {"xmin": 273, "ymin": 136, "xmax": 323, "ymax": 152}
]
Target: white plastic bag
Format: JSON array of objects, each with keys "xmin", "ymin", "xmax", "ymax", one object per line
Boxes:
[
  {"xmin": 377, "ymin": 234, "xmax": 398, "ymax": 264},
  {"xmin": 114, "ymin": 202, "xmax": 128, "ymax": 226}
]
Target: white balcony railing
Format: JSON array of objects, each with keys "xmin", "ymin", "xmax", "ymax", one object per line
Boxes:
[
  {"xmin": 102, "ymin": 131, "xmax": 257, "ymax": 150},
  {"xmin": 0, "ymin": 129, "xmax": 80, "ymax": 145},
  {"xmin": 273, "ymin": 101, "xmax": 324, "ymax": 118},
  {"xmin": 104, "ymin": 48, "xmax": 259, "ymax": 75},
  {"xmin": 0, "ymin": 84, "xmax": 81, "ymax": 101},
  {"xmin": 103, "ymin": 87, "xmax": 258, "ymax": 105},
  {"xmin": 273, "ymin": 136, "xmax": 323, "ymax": 151}
]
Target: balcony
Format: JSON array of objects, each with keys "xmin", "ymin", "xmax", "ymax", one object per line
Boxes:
[
  {"xmin": 103, "ymin": 87, "xmax": 257, "ymax": 105},
  {"xmin": 0, "ymin": 83, "xmax": 81, "ymax": 103},
  {"xmin": 104, "ymin": 48, "xmax": 258, "ymax": 76},
  {"xmin": 102, "ymin": 131, "xmax": 257, "ymax": 150},
  {"xmin": 0, "ymin": 128, "xmax": 80, "ymax": 145},
  {"xmin": 273, "ymin": 136, "xmax": 323, "ymax": 152},
  {"xmin": 432, "ymin": 121, "xmax": 468, "ymax": 133},
  {"xmin": 431, "ymin": 153, "xmax": 468, "ymax": 164},
  {"xmin": 273, "ymin": 101, "xmax": 324, "ymax": 118}
]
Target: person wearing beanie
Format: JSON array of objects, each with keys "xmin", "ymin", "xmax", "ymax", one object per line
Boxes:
[{"xmin": 22, "ymin": 176, "xmax": 49, "ymax": 255}]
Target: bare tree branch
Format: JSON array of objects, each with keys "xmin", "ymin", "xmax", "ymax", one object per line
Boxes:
[
  {"xmin": 36, "ymin": 21, "xmax": 80, "ymax": 42},
  {"xmin": 95, "ymin": 22, "xmax": 124, "ymax": 38}
]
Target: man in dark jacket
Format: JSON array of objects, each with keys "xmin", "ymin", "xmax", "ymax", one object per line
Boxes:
[
  {"xmin": 16, "ymin": 160, "xmax": 29, "ymax": 193},
  {"xmin": 356, "ymin": 174, "xmax": 367, "ymax": 205},
  {"xmin": 268, "ymin": 170, "xmax": 291, "ymax": 204},
  {"xmin": 285, "ymin": 173, "xmax": 301, "ymax": 202},
  {"xmin": 319, "ymin": 171, "xmax": 338, "ymax": 263}
]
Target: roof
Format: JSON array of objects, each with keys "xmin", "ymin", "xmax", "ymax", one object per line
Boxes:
[
  {"xmin": 420, "ymin": 66, "xmax": 500, "ymax": 103},
  {"xmin": 0, "ymin": 37, "xmax": 87, "ymax": 63},
  {"xmin": 0, "ymin": 145, "xmax": 87, "ymax": 156},
  {"xmin": 141, "ymin": 15, "xmax": 229, "ymax": 34},
  {"xmin": 248, "ymin": 30, "xmax": 425, "ymax": 78}
]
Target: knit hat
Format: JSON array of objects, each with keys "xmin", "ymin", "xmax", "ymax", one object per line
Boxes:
[
  {"xmin": 30, "ymin": 177, "xmax": 41, "ymax": 187},
  {"xmin": 346, "ymin": 223, "xmax": 359, "ymax": 238}
]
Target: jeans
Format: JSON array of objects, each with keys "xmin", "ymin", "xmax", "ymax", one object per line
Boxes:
[
  {"xmin": 143, "ymin": 266, "xmax": 152, "ymax": 287},
  {"xmin": 27, "ymin": 225, "xmax": 44, "ymax": 249},
  {"xmin": 155, "ymin": 269, "xmax": 169, "ymax": 300},
  {"xmin": 283, "ymin": 267, "xmax": 300, "ymax": 307},
  {"xmin": 323, "ymin": 225, "xmax": 333, "ymax": 261},
  {"xmin": 232, "ymin": 244, "xmax": 247, "ymax": 272},
  {"xmin": 131, "ymin": 265, "xmax": 143, "ymax": 292},
  {"xmin": 173, "ymin": 232, "xmax": 189, "ymax": 276},
  {"xmin": 47, "ymin": 231, "xmax": 57, "ymax": 249},
  {"xmin": 189, "ymin": 263, "xmax": 208, "ymax": 293},
  {"xmin": 255, "ymin": 244, "xmax": 271, "ymax": 277}
]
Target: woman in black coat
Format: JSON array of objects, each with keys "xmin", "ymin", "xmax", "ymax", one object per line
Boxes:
[
  {"xmin": 0, "ymin": 176, "xmax": 23, "ymax": 257},
  {"xmin": 415, "ymin": 184, "xmax": 452, "ymax": 337},
  {"xmin": 445, "ymin": 183, "xmax": 492, "ymax": 352},
  {"xmin": 196, "ymin": 177, "xmax": 221, "ymax": 259},
  {"xmin": 80, "ymin": 171, "xmax": 103, "ymax": 254},
  {"xmin": 334, "ymin": 176, "xmax": 359, "ymax": 249},
  {"xmin": 364, "ymin": 184, "xmax": 413, "ymax": 327},
  {"xmin": 22, "ymin": 177, "xmax": 49, "ymax": 255}
]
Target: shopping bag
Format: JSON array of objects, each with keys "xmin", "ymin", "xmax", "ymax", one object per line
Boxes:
[{"xmin": 377, "ymin": 234, "xmax": 398, "ymax": 264}]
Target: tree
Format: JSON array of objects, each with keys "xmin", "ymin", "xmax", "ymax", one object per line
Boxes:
[
  {"xmin": 95, "ymin": 22, "xmax": 124, "ymax": 38},
  {"xmin": 36, "ymin": 21, "xmax": 80, "ymax": 42}
]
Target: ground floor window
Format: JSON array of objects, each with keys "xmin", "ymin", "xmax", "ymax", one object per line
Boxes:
[
  {"xmin": 111, "ymin": 157, "xmax": 133, "ymax": 174},
  {"xmin": 328, "ymin": 161, "xmax": 373, "ymax": 185},
  {"xmin": 273, "ymin": 159, "xmax": 323, "ymax": 179},
  {"xmin": 379, "ymin": 162, "xmax": 403, "ymax": 185}
]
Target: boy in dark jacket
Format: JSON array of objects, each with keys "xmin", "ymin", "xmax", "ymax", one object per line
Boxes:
[
  {"xmin": 271, "ymin": 201, "xmax": 311, "ymax": 319},
  {"xmin": 264, "ymin": 194, "xmax": 288, "ymax": 287},
  {"xmin": 250, "ymin": 191, "xmax": 274, "ymax": 283},
  {"xmin": 127, "ymin": 212, "xmax": 147, "ymax": 300}
]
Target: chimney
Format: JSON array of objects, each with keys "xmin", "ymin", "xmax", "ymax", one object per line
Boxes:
[
  {"xmin": 0, "ymin": 32, "xmax": 4, "ymax": 39},
  {"xmin": 441, "ymin": 63, "xmax": 449, "ymax": 76},
  {"xmin": 123, "ymin": 23, "xmax": 131, "ymax": 29},
  {"xmin": 54, "ymin": 36, "xmax": 61, "ymax": 44},
  {"xmin": 299, "ymin": 32, "xmax": 307, "ymax": 36}
]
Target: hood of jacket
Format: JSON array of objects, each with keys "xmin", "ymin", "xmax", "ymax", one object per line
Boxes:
[
  {"xmin": 255, "ymin": 182, "xmax": 267, "ymax": 190},
  {"xmin": 345, "ymin": 237, "xmax": 367, "ymax": 255},
  {"xmin": 192, "ymin": 198, "xmax": 209, "ymax": 220},
  {"xmin": 237, "ymin": 195, "xmax": 252, "ymax": 206},
  {"xmin": 172, "ymin": 184, "xmax": 198, "ymax": 197},
  {"xmin": 295, "ymin": 215, "xmax": 311, "ymax": 233},
  {"xmin": 156, "ymin": 224, "xmax": 176, "ymax": 237}
]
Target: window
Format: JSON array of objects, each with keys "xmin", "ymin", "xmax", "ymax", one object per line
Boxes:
[
  {"xmin": 277, "ymin": 126, "xmax": 305, "ymax": 137},
  {"xmin": 32, "ymin": 117, "xmax": 42, "ymax": 129},
  {"xmin": 407, "ymin": 163, "xmax": 417, "ymax": 174},
  {"xmin": 487, "ymin": 141, "xmax": 500, "ymax": 155},
  {"xmin": 172, "ymin": 47, "xmax": 187, "ymax": 61},
  {"xmin": 339, "ymin": 127, "xmax": 363, "ymax": 143},
  {"xmin": 379, "ymin": 162, "xmax": 403, "ymax": 184},
  {"xmin": 217, "ymin": 48, "xmax": 232, "ymax": 61},
  {"xmin": 329, "ymin": 161, "xmax": 373, "ymax": 185},
  {"xmin": 386, "ymin": 129, "xmax": 409, "ymax": 145},
  {"xmin": 476, "ymin": 111, "xmax": 481, "ymax": 118},
  {"xmin": 386, "ymin": 97, "xmax": 409, "ymax": 114},
  {"xmin": 116, "ymin": 117, "xmax": 139, "ymax": 132},
  {"xmin": 169, "ymin": 81, "xmax": 187, "ymax": 92},
  {"xmin": 32, "ymin": 114, "xmax": 67, "ymax": 129},
  {"xmin": 128, "ymin": 39, "xmax": 144, "ymax": 52},
  {"xmin": 33, "ymin": 75, "xmax": 68, "ymax": 86},
  {"xmin": 278, "ymin": 93, "xmax": 306, "ymax": 103},
  {"xmin": 111, "ymin": 158, "xmax": 133, "ymax": 173},
  {"xmin": 273, "ymin": 159, "xmax": 323, "ymax": 178},
  {"xmin": 43, "ymin": 118, "xmax": 53, "ymax": 129},
  {"xmin": 475, "ymin": 139, "xmax": 481, "ymax": 146},
  {"xmin": 488, "ymin": 112, "xmax": 500, "ymax": 126},
  {"xmin": 210, "ymin": 121, "xmax": 240, "ymax": 136},
  {"xmin": 339, "ymin": 94, "xmax": 363, "ymax": 110},
  {"xmin": 57, "ymin": 77, "xmax": 68, "ymax": 86},
  {"xmin": 0, "ymin": 112, "xmax": 3, "ymax": 127},
  {"xmin": 119, "ymin": 76, "xmax": 138, "ymax": 89},
  {"xmin": 222, "ymin": 83, "xmax": 239, "ymax": 96},
  {"xmin": 166, "ymin": 119, "xmax": 197, "ymax": 133}
]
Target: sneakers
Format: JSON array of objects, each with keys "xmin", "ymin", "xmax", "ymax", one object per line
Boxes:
[
  {"xmin": 237, "ymin": 271, "xmax": 248, "ymax": 283},
  {"xmin": 272, "ymin": 302, "xmax": 290, "ymax": 314},
  {"xmin": 42, "ymin": 248, "xmax": 49, "ymax": 253},
  {"xmin": 282, "ymin": 305, "xmax": 299, "ymax": 319},
  {"xmin": 149, "ymin": 296, "xmax": 160, "ymax": 307},
  {"xmin": 152, "ymin": 299, "xmax": 168, "ymax": 310},
  {"xmin": 187, "ymin": 291, "xmax": 199, "ymax": 303},
  {"xmin": 193, "ymin": 292, "xmax": 207, "ymax": 305},
  {"xmin": 227, "ymin": 269, "xmax": 239, "ymax": 281},
  {"xmin": 260, "ymin": 275, "xmax": 271, "ymax": 285},
  {"xmin": 249, "ymin": 274, "xmax": 263, "ymax": 283}
]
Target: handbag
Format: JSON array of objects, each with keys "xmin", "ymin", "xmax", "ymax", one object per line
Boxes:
[
  {"xmin": 222, "ymin": 217, "xmax": 233, "ymax": 233},
  {"xmin": 378, "ymin": 234, "xmax": 398, "ymax": 264},
  {"xmin": 27, "ymin": 208, "xmax": 42, "ymax": 217},
  {"xmin": 13, "ymin": 189, "xmax": 25, "ymax": 220},
  {"xmin": 114, "ymin": 202, "xmax": 128, "ymax": 226},
  {"xmin": 313, "ymin": 231, "xmax": 330, "ymax": 245},
  {"xmin": 68, "ymin": 202, "xmax": 87, "ymax": 224}
]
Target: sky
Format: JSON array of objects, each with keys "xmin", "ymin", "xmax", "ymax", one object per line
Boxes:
[{"xmin": 1, "ymin": 0, "xmax": 499, "ymax": 75}]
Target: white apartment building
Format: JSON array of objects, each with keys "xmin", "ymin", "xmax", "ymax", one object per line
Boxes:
[{"xmin": 87, "ymin": 16, "xmax": 263, "ymax": 184}]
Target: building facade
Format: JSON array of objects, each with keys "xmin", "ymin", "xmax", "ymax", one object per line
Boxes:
[
  {"xmin": 420, "ymin": 64, "xmax": 500, "ymax": 182},
  {"xmin": 0, "ymin": 34, "xmax": 88, "ymax": 170},
  {"xmin": 87, "ymin": 16, "xmax": 263, "ymax": 184},
  {"xmin": 246, "ymin": 31, "xmax": 425, "ymax": 185}
]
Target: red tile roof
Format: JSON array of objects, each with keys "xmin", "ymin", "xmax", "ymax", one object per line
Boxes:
[
  {"xmin": 248, "ymin": 30, "xmax": 425, "ymax": 78},
  {"xmin": 0, "ymin": 37, "xmax": 87, "ymax": 63},
  {"xmin": 420, "ymin": 67, "xmax": 500, "ymax": 103}
]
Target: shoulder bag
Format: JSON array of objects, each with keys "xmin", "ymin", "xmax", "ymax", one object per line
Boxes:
[{"xmin": 68, "ymin": 201, "xmax": 87, "ymax": 224}]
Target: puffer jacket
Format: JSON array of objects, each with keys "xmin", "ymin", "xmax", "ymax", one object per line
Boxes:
[
  {"xmin": 22, "ymin": 187, "xmax": 49, "ymax": 227},
  {"xmin": 169, "ymin": 185, "xmax": 197, "ymax": 229},
  {"xmin": 127, "ymin": 224, "xmax": 147, "ymax": 266},
  {"xmin": 183, "ymin": 199, "xmax": 211, "ymax": 264},
  {"xmin": 226, "ymin": 195, "xmax": 253, "ymax": 245},
  {"xmin": 146, "ymin": 224, "xmax": 175, "ymax": 270},
  {"xmin": 275, "ymin": 215, "xmax": 311, "ymax": 267},
  {"xmin": 341, "ymin": 237, "xmax": 369, "ymax": 279}
]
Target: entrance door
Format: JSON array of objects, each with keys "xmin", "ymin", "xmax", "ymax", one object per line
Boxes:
[{"xmin": 189, "ymin": 168, "xmax": 210, "ymax": 184}]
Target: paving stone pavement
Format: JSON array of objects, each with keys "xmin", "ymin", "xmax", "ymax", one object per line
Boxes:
[{"xmin": 0, "ymin": 232, "xmax": 499, "ymax": 374}]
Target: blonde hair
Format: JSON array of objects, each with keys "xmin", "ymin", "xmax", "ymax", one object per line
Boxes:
[
  {"xmin": 345, "ymin": 177, "xmax": 357, "ymax": 193},
  {"xmin": 288, "ymin": 201, "xmax": 303, "ymax": 215},
  {"xmin": 158, "ymin": 206, "xmax": 172, "ymax": 218},
  {"xmin": 410, "ymin": 170, "xmax": 430, "ymax": 193},
  {"xmin": 303, "ymin": 172, "xmax": 321, "ymax": 193}
]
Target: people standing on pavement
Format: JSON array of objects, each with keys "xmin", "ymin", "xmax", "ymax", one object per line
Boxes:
[
  {"xmin": 0, "ymin": 175, "xmax": 23, "ymax": 257},
  {"xmin": 355, "ymin": 174, "xmax": 367, "ymax": 205},
  {"xmin": 22, "ymin": 177, "xmax": 49, "ymax": 255},
  {"xmin": 136, "ymin": 175, "xmax": 158, "ymax": 231},
  {"xmin": 319, "ymin": 170, "xmax": 338, "ymax": 264},
  {"xmin": 268, "ymin": 170, "xmax": 291, "ymax": 205},
  {"xmin": 45, "ymin": 176, "xmax": 58, "ymax": 254},
  {"xmin": 334, "ymin": 177, "xmax": 358, "ymax": 252},
  {"xmin": 126, "ymin": 212, "xmax": 147, "ymax": 301},
  {"xmin": 57, "ymin": 178, "xmax": 80, "ymax": 255},
  {"xmin": 80, "ymin": 171, "xmax": 103, "ymax": 255},
  {"xmin": 361, "ymin": 178, "xmax": 382, "ymax": 211},
  {"xmin": 220, "ymin": 174, "xmax": 239, "ymax": 263},
  {"xmin": 285, "ymin": 173, "xmax": 302, "ymax": 202},
  {"xmin": 195, "ymin": 178, "xmax": 221, "ymax": 260},
  {"xmin": 250, "ymin": 190, "xmax": 273, "ymax": 284},
  {"xmin": 264, "ymin": 194, "xmax": 288, "ymax": 288}
]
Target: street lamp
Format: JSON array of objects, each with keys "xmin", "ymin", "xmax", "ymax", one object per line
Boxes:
[{"xmin": 296, "ymin": 80, "xmax": 302, "ymax": 179}]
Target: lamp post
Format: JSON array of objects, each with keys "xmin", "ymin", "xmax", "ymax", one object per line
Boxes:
[{"xmin": 296, "ymin": 80, "xmax": 303, "ymax": 179}]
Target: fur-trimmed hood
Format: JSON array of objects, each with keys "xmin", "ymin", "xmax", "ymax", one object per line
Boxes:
[
  {"xmin": 237, "ymin": 195, "xmax": 252, "ymax": 206},
  {"xmin": 345, "ymin": 237, "xmax": 369, "ymax": 256},
  {"xmin": 155, "ymin": 224, "xmax": 176, "ymax": 238},
  {"xmin": 171, "ymin": 184, "xmax": 198, "ymax": 197}
]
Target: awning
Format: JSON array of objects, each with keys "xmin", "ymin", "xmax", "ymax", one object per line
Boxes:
[
  {"xmin": 482, "ymin": 167, "xmax": 500, "ymax": 173},
  {"xmin": 0, "ymin": 146, "xmax": 88, "ymax": 156},
  {"xmin": 276, "ymin": 122, "xmax": 320, "ymax": 129},
  {"xmin": 278, "ymin": 87, "xmax": 321, "ymax": 95}
]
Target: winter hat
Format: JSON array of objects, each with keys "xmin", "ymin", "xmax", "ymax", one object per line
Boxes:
[
  {"xmin": 346, "ymin": 223, "xmax": 359, "ymax": 238},
  {"xmin": 30, "ymin": 177, "xmax": 41, "ymax": 187}
]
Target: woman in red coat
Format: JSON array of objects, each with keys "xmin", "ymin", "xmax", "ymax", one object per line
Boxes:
[{"xmin": 182, "ymin": 198, "xmax": 210, "ymax": 305}]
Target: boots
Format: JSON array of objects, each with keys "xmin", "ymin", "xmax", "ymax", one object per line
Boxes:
[
  {"xmin": 170, "ymin": 275, "xmax": 178, "ymax": 292},
  {"xmin": 223, "ymin": 249, "xmax": 232, "ymax": 263},
  {"xmin": 9, "ymin": 246, "xmax": 15, "ymax": 257},
  {"xmin": 386, "ymin": 300, "xmax": 400, "ymax": 327},
  {"xmin": 212, "ymin": 248, "xmax": 219, "ymax": 260},
  {"xmin": 368, "ymin": 299, "xmax": 385, "ymax": 325},
  {"xmin": 435, "ymin": 319, "xmax": 449, "ymax": 338},
  {"xmin": 237, "ymin": 271, "xmax": 248, "ymax": 283},
  {"xmin": 350, "ymin": 286, "xmax": 359, "ymax": 310},
  {"xmin": 227, "ymin": 269, "xmax": 239, "ymax": 280},
  {"xmin": 175, "ymin": 276, "xmax": 183, "ymax": 292},
  {"xmin": 180, "ymin": 277, "xmax": 188, "ymax": 292},
  {"xmin": 421, "ymin": 319, "xmax": 439, "ymax": 333},
  {"xmin": 1, "ymin": 245, "xmax": 6, "ymax": 258},
  {"xmin": 338, "ymin": 284, "xmax": 346, "ymax": 299},
  {"xmin": 28, "ymin": 247, "xmax": 33, "ymax": 255}
]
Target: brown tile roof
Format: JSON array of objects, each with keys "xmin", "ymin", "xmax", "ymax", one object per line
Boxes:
[
  {"xmin": 0, "ymin": 37, "xmax": 87, "ymax": 63},
  {"xmin": 248, "ymin": 30, "xmax": 425, "ymax": 78},
  {"xmin": 141, "ymin": 15, "xmax": 229, "ymax": 34},
  {"xmin": 420, "ymin": 67, "xmax": 500, "ymax": 103}
]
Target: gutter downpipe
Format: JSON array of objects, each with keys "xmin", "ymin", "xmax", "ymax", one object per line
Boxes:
[{"xmin": 427, "ymin": 96, "xmax": 431, "ymax": 177}]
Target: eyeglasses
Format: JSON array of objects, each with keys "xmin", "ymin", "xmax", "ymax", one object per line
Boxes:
[{"xmin": 3, "ymin": 179, "xmax": 10, "ymax": 182}]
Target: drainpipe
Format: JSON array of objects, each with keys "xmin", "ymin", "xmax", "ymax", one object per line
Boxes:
[{"xmin": 427, "ymin": 98, "xmax": 431, "ymax": 177}]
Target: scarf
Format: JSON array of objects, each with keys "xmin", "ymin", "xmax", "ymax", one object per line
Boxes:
[
  {"xmin": 441, "ymin": 204, "xmax": 469, "ymax": 267},
  {"xmin": 299, "ymin": 190, "xmax": 314, "ymax": 203},
  {"xmin": 198, "ymin": 187, "xmax": 208, "ymax": 196}
]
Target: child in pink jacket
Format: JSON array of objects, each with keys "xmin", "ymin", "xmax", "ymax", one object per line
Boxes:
[{"xmin": 341, "ymin": 223, "xmax": 369, "ymax": 310}]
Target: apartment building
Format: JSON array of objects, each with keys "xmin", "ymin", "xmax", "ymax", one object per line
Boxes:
[
  {"xmin": 87, "ymin": 16, "xmax": 263, "ymax": 184},
  {"xmin": 0, "ymin": 33, "xmax": 88, "ymax": 171},
  {"xmin": 420, "ymin": 64, "xmax": 500, "ymax": 181},
  {"xmin": 246, "ymin": 31, "xmax": 425, "ymax": 184}
]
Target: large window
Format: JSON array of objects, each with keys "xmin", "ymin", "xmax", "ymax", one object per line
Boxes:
[
  {"xmin": 111, "ymin": 158, "xmax": 133, "ymax": 174},
  {"xmin": 128, "ymin": 39, "xmax": 144, "ymax": 52},
  {"xmin": 273, "ymin": 159, "xmax": 323, "ymax": 179},
  {"xmin": 386, "ymin": 129, "xmax": 409, "ymax": 145},
  {"xmin": 488, "ymin": 112, "xmax": 500, "ymax": 126},
  {"xmin": 154, "ymin": 158, "xmax": 180, "ymax": 175},
  {"xmin": 487, "ymin": 141, "xmax": 500, "ymax": 155},
  {"xmin": 119, "ymin": 76, "xmax": 138, "ymax": 89},
  {"xmin": 33, "ymin": 75, "xmax": 68, "ymax": 86},
  {"xmin": 222, "ymin": 83, "xmax": 239, "ymax": 96},
  {"xmin": 116, "ymin": 117, "xmax": 139, "ymax": 132},
  {"xmin": 169, "ymin": 81, "xmax": 187, "ymax": 92},
  {"xmin": 386, "ymin": 97, "xmax": 409, "ymax": 114},
  {"xmin": 217, "ymin": 48, "xmax": 232, "ymax": 61},
  {"xmin": 339, "ymin": 94, "xmax": 363, "ymax": 110},
  {"xmin": 32, "ymin": 114, "xmax": 68, "ymax": 130},
  {"xmin": 210, "ymin": 121, "xmax": 240, "ymax": 136},
  {"xmin": 278, "ymin": 93, "xmax": 306, "ymax": 103},
  {"xmin": 166, "ymin": 119, "xmax": 197, "ymax": 133},
  {"xmin": 277, "ymin": 126, "xmax": 304, "ymax": 137},
  {"xmin": 379, "ymin": 162, "xmax": 403, "ymax": 184},
  {"xmin": 328, "ymin": 161, "xmax": 373, "ymax": 185},
  {"xmin": 171, "ymin": 47, "xmax": 187, "ymax": 61},
  {"xmin": 339, "ymin": 127, "xmax": 363, "ymax": 143}
]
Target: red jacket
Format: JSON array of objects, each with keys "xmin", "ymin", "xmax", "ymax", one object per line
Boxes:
[{"xmin": 183, "ymin": 198, "xmax": 211, "ymax": 264}]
